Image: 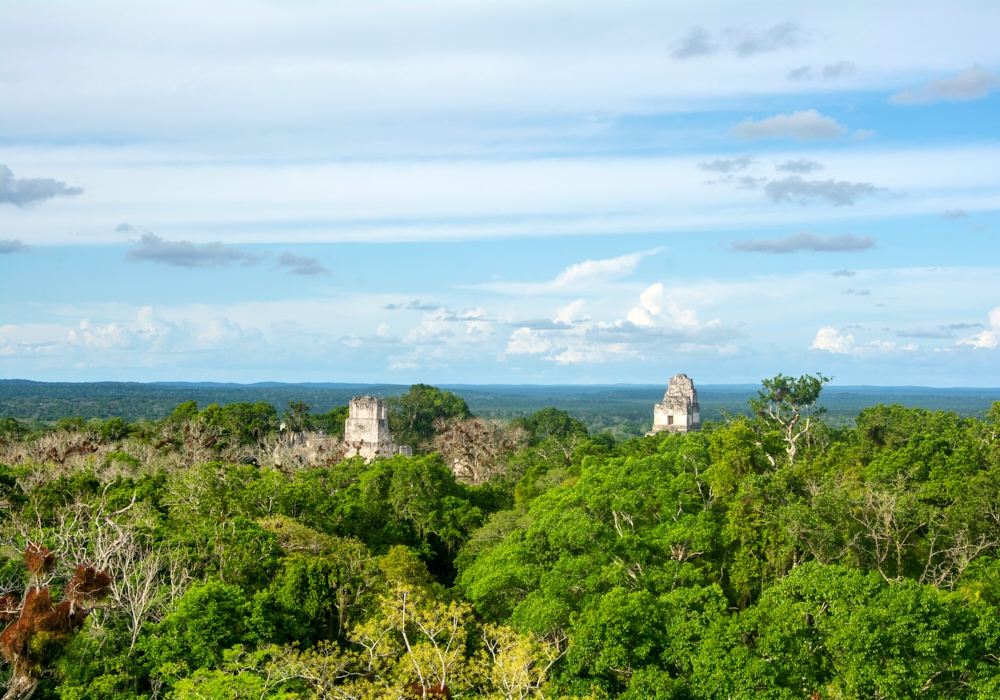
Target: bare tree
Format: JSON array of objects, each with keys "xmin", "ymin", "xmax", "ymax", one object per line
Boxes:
[{"xmin": 432, "ymin": 418, "xmax": 528, "ymax": 485}]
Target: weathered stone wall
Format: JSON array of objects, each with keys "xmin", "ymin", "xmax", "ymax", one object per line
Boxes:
[
  {"xmin": 649, "ymin": 373, "xmax": 701, "ymax": 435},
  {"xmin": 343, "ymin": 395, "xmax": 410, "ymax": 462},
  {"xmin": 273, "ymin": 431, "xmax": 343, "ymax": 467}
]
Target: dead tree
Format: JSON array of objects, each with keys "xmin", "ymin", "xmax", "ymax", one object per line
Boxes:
[{"xmin": 0, "ymin": 546, "xmax": 112, "ymax": 700}]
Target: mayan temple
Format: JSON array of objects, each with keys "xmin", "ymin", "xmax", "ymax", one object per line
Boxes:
[
  {"xmin": 342, "ymin": 395, "xmax": 412, "ymax": 462},
  {"xmin": 649, "ymin": 374, "xmax": 701, "ymax": 435}
]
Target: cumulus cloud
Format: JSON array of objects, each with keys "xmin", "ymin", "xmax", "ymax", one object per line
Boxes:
[
  {"xmin": 941, "ymin": 209, "xmax": 968, "ymax": 219},
  {"xmin": 832, "ymin": 269, "xmax": 856, "ymax": 277},
  {"xmin": 0, "ymin": 306, "xmax": 245, "ymax": 361},
  {"xmin": 278, "ymin": 252, "xmax": 329, "ymax": 276},
  {"xmin": 0, "ymin": 164, "xmax": 84, "ymax": 208},
  {"xmin": 505, "ymin": 327, "xmax": 555, "ymax": 355},
  {"xmin": 731, "ymin": 232, "xmax": 875, "ymax": 254},
  {"xmin": 125, "ymin": 231, "xmax": 263, "ymax": 268},
  {"xmin": 730, "ymin": 110, "xmax": 847, "ymax": 141},
  {"xmin": 0, "ymin": 239, "xmax": 31, "ymax": 255},
  {"xmin": 503, "ymin": 283, "xmax": 737, "ymax": 365},
  {"xmin": 890, "ymin": 65, "xmax": 1000, "ymax": 104},
  {"xmin": 956, "ymin": 306, "xmax": 1000, "ymax": 350},
  {"xmin": 730, "ymin": 21, "xmax": 802, "ymax": 57},
  {"xmin": 763, "ymin": 176, "xmax": 883, "ymax": 206},
  {"xmin": 843, "ymin": 289, "xmax": 871, "ymax": 296},
  {"xmin": 788, "ymin": 66, "xmax": 812, "ymax": 81},
  {"xmin": 776, "ymin": 159, "xmax": 824, "ymax": 174},
  {"xmin": 670, "ymin": 26, "xmax": 717, "ymax": 60},
  {"xmin": 810, "ymin": 327, "xmax": 913, "ymax": 355},
  {"xmin": 699, "ymin": 156, "xmax": 757, "ymax": 173}
]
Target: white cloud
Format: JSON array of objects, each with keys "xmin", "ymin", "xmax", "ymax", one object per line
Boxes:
[
  {"xmin": 625, "ymin": 283, "xmax": 700, "ymax": 328},
  {"xmin": 729, "ymin": 110, "xmax": 848, "ymax": 141},
  {"xmin": 956, "ymin": 306, "xmax": 1000, "ymax": 349},
  {"xmin": 551, "ymin": 249, "xmax": 660, "ymax": 288},
  {"xmin": 810, "ymin": 326, "xmax": 856, "ymax": 354},
  {"xmin": 477, "ymin": 248, "xmax": 661, "ymax": 295},
  {"xmin": 810, "ymin": 326, "xmax": 920, "ymax": 356},
  {"xmin": 891, "ymin": 65, "xmax": 1000, "ymax": 104},
  {"xmin": 554, "ymin": 299, "xmax": 587, "ymax": 325},
  {"xmin": 505, "ymin": 327, "xmax": 554, "ymax": 355}
]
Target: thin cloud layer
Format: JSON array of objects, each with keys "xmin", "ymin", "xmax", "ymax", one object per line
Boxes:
[
  {"xmin": 670, "ymin": 26, "xmax": 717, "ymax": 60},
  {"xmin": 732, "ymin": 232, "xmax": 875, "ymax": 254},
  {"xmin": 671, "ymin": 21, "xmax": 803, "ymax": 60},
  {"xmin": 729, "ymin": 110, "xmax": 847, "ymax": 141},
  {"xmin": 278, "ymin": 252, "xmax": 329, "ymax": 276},
  {"xmin": 125, "ymin": 231, "xmax": 262, "ymax": 268},
  {"xmin": 0, "ymin": 239, "xmax": 31, "ymax": 255},
  {"xmin": 791, "ymin": 61, "xmax": 856, "ymax": 81},
  {"xmin": 763, "ymin": 176, "xmax": 883, "ymax": 206},
  {"xmin": 729, "ymin": 21, "xmax": 803, "ymax": 57},
  {"xmin": 895, "ymin": 328, "xmax": 952, "ymax": 338},
  {"xmin": 776, "ymin": 159, "xmax": 824, "ymax": 174},
  {"xmin": 891, "ymin": 65, "xmax": 1000, "ymax": 104},
  {"xmin": 699, "ymin": 156, "xmax": 757, "ymax": 173},
  {"xmin": 0, "ymin": 165, "xmax": 83, "ymax": 208},
  {"xmin": 941, "ymin": 209, "xmax": 968, "ymax": 219}
]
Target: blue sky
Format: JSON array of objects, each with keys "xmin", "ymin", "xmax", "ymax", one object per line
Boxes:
[{"xmin": 1, "ymin": 0, "xmax": 999, "ymax": 385}]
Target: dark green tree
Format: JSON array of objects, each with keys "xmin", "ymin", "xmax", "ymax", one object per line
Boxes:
[{"xmin": 386, "ymin": 384, "xmax": 471, "ymax": 450}]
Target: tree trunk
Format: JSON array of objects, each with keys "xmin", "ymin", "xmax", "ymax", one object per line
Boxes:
[{"xmin": 3, "ymin": 675, "xmax": 39, "ymax": 700}]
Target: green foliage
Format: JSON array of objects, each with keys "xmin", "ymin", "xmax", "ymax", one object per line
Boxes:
[
  {"xmin": 310, "ymin": 404, "xmax": 349, "ymax": 437},
  {"xmin": 198, "ymin": 401, "xmax": 278, "ymax": 447},
  {"xmin": 141, "ymin": 581, "xmax": 252, "ymax": 678},
  {"xmin": 2, "ymin": 384, "xmax": 999, "ymax": 699},
  {"xmin": 386, "ymin": 383, "xmax": 472, "ymax": 449},
  {"xmin": 512, "ymin": 406, "xmax": 590, "ymax": 446}
]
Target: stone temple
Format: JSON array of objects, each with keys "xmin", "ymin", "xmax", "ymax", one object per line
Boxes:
[
  {"xmin": 343, "ymin": 395, "xmax": 412, "ymax": 462},
  {"xmin": 649, "ymin": 374, "xmax": 701, "ymax": 435}
]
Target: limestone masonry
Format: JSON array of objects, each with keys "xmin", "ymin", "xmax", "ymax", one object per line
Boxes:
[
  {"xmin": 343, "ymin": 395, "xmax": 412, "ymax": 462},
  {"xmin": 649, "ymin": 374, "xmax": 701, "ymax": 435}
]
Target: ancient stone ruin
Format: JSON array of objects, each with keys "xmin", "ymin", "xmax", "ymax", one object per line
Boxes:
[
  {"xmin": 343, "ymin": 395, "xmax": 412, "ymax": 462},
  {"xmin": 274, "ymin": 395, "xmax": 411, "ymax": 467},
  {"xmin": 273, "ymin": 430, "xmax": 340, "ymax": 467},
  {"xmin": 649, "ymin": 373, "xmax": 701, "ymax": 435}
]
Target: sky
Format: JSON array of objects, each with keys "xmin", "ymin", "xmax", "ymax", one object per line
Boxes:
[{"xmin": 1, "ymin": 0, "xmax": 999, "ymax": 386}]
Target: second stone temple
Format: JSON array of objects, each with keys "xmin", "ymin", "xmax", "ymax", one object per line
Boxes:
[{"xmin": 649, "ymin": 373, "xmax": 701, "ymax": 435}]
